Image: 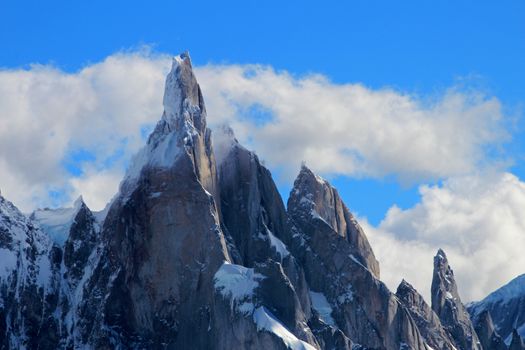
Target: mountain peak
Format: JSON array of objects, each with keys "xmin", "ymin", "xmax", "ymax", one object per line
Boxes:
[
  {"xmin": 288, "ymin": 164, "xmax": 380, "ymax": 277},
  {"xmin": 431, "ymin": 248, "xmax": 481, "ymax": 349},
  {"xmin": 73, "ymin": 195, "xmax": 85, "ymax": 209},
  {"xmin": 436, "ymin": 248, "xmax": 447, "ymax": 260},
  {"xmin": 122, "ymin": 51, "xmax": 210, "ymax": 188},
  {"xmin": 162, "ymin": 50, "xmax": 205, "ymax": 132}
]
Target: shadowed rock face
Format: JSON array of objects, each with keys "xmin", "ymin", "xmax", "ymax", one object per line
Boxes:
[
  {"xmin": 75, "ymin": 53, "xmax": 234, "ymax": 348},
  {"xmin": 471, "ymin": 310, "xmax": 507, "ymax": 350},
  {"xmin": 467, "ymin": 274, "xmax": 525, "ymax": 346},
  {"xmin": 218, "ymin": 129, "xmax": 288, "ymax": 266},
  {"xmin": 63, "ymin": 199, "xmax": 99, "ymax": 287},
  {"xmin": 509, "ymin": 329, "xmax": 525, "ymax": 350},
  {"xmin": 0, "ymin": 195, "xmax": 61, "ymax": 350},
  {"xmin": 431, "ymin": 249, "xmax": 481, "ymax": 350},
  {"xmin": 396, "ymin": 279, "xmax": 457, "ymax": 349}
]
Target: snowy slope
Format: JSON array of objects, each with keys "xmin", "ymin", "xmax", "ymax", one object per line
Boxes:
[{"xmin": 468, "ymin": 274, "xmax": 525, "ymax": 342}]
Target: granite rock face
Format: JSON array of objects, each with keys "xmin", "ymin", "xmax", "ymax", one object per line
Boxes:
[
  {"xmin": 287, "ymin": 166, "xmax": 429, "ymax": 349},
  {"xmin": 470, "ymin": 310, "xmax": 507, "ymax": 350},
  {"xmin": 3, "ymin": 51, "xmax": 523, "ymax": 349},
  {"xmin": 396, "ymin": 279, "xmax": 456, "ymax": 349},
  {"xmin": 431, "ymin": 249, "xmax": 481, "ymax": 350},
  {"xmin": 287, "ymin": 165, "xmax": 379, "ymax": 278},
  {"xmin": 62, "ymin": 198, "xmax": 99, "ymax": 288},
  {"xmin": 74, "ymin": 52, "xmax": 234, "ymax": 348}
]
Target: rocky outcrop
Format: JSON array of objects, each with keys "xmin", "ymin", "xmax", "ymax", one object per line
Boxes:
[
  {"xmin": 288, "ymin": 165, "xmax": 379, "ymax": 278},
  {"xmin": 396, "ymin": 279, "xmax": 456, "ymax": 349},
  {"xmin": 0, "ymin": 195, "xmax": 62, "ymax": 350},
  {"xmin": 217, "ymin": 126, "xmax": 288, "ymax": 266},
  {"xmin": 431, "ymin": 249, "xmax": 481, "ymax": 350},
  {"xmin": 62, "ymin": 198, "xmax": 99, "ymax": 287},
  {"xmin": 471, "ymin": 310, "xmax": 507, "ymax": 350},
  {"xmin": 287, "ymin": 166, "xmax": 428, "ymax": 349}
]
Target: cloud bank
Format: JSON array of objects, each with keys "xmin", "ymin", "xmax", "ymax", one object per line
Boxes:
[
  {"xmin": 198, "ymin": 64, "xmax": 508, "ymax": 182},
  {"xmin": 363, "ymin": 172, "xmax": 525, "ymax": 301},
  {"xmin": 0, "ymin": 50, "xmax": 521, "ymax": 301}
]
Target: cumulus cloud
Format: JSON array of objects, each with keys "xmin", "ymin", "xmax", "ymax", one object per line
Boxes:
[
  {"xmin": 363, "ymin": 172, "xmax": 525, "ymax": 302},
  {"xmin": 0, "ymin": 51, "xmax": 510, "ymax": 211},
  {"xmin": 0, "ymin": 51, "xmax": 171, "ymax": 211},
  {"xmin": 197, "ymin": 64, "xmax": 509, "ymax": 182}
]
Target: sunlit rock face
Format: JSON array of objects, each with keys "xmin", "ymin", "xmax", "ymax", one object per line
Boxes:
[{"xmin": 396, "ymin": 279, "xmax": 457, "ymax": 349}]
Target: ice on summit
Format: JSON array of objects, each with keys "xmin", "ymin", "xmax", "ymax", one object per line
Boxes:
[
  {"xmin": 31, "ymin": 196, "xmax": 85, "ymax": 245},
  {"xmin": 122, "ymin": 52, "xmax": 203, "ymax": 189}
]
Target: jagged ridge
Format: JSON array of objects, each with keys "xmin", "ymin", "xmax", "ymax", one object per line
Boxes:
[{"xmin": 0, "ymin": 52, "xmax": 523, "ymax": 350}]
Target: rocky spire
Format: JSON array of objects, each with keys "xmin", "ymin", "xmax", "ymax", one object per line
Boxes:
[
  {"xmin": 217, "ymin": 126, "xmax": 288, "ymax": 265},
  {"xmin": 396, "ymin": 279, "xmax": 456, "ymax": 349},
  {"xmin": 161, "ymin": 52, "xmax": 206, "ymax": 132},
  {"xmin": 123, "ymin": 52, "xmax": 220, "ymax": 203},
  {"xmin": 63, "ymin": 198, "xmax": 99, "ymax": 287},
  {"xmin": 471, "ymin": 310, "xmax": 507, "ymax": 350},
  {"xmin": 76, "ymin": 52, "xmax": 232, "ymax": 348},
  {"xmin": 287, "ymin": 164, "xmax": 380, "ymax": 277},
  {"xmin": 431, "ymin": 249, "xmax": 481, "ymax": 350},
  {"xmin": 287, "ymin": 166, "xmax": 429, "ymax": 349}
]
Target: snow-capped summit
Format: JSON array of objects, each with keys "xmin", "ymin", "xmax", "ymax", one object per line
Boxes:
[
  {"xmin": 162, "ymin": 51, "xmax": 205, "ymax": 130},
  {"xmin": 122, "ymin": 51, "xmax": 219, "ymax": 201}
]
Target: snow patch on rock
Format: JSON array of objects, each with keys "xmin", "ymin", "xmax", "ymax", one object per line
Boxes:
[
  {"xmin": 267, "ymin": 229, "xmax": 290, "ymax": 259},
  {"xmin": 309, "ymin": 291, "xmax": 335, "ymax": 326},
  {"xmin": 253, "ymin": 306, "xmax": 316, "ymax": 350},
  {"xmin": 214, "ymin": 262, "xmax": 264, "ymax": 314}
]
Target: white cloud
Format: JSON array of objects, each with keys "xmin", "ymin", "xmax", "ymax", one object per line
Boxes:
[
  {"xmin": 69, "ymin": 166, "xmax": 124, "ymax": 211},
  {"xmin": 0, "ymin": 51, "xmax": 171, "ymax": 211},
  {"xmin": 363, "ymin": 172, "xmax": 525, "ymax": 302},
  {"xmin": 197, "ymin": 64, "xmax": 509, "ymax": 182},
  {"xmin": 0, "ymin": 51, "xmax": 509, "ymax": 211}
]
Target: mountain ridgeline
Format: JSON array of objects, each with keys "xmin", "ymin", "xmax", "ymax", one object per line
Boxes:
[{"xmin": 0, "ymin": 53, "xmax": 523, "ymax": 349}]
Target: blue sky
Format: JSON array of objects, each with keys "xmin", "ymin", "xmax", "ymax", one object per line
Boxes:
[
  {"xmin": 3, "ymin": 0, "xmax": 524, "ymax": 223},
  {"xmin": 2, "ymin": 0, "xmax": 525, "ymax": 299}
]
